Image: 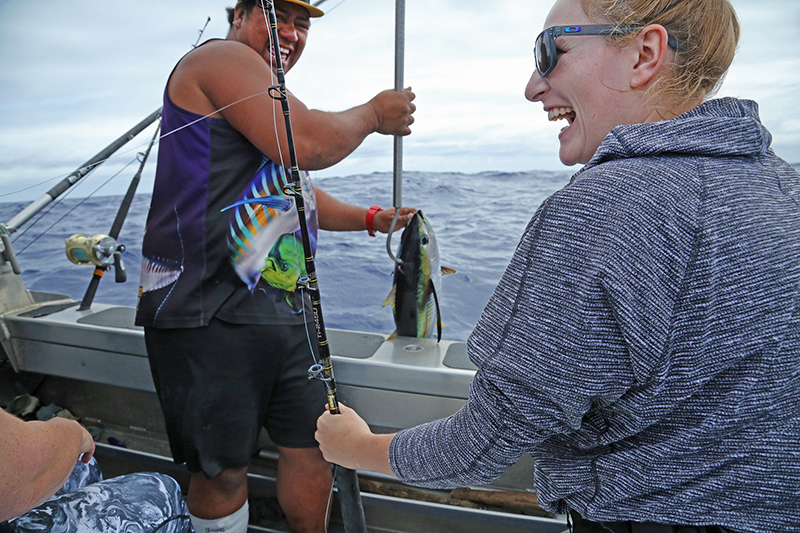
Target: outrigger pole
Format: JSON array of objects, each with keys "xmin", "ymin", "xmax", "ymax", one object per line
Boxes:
[
  {"xmin": 386, "ymin": 0, "xmax": 406, "ymax": 265},
  {"xmin": 3, "ymin": 108, "xmax": 163, "ymax": 235},
  {"xmin": 261, "ymin": 2, "xmax": 368, "ymax": 532}
]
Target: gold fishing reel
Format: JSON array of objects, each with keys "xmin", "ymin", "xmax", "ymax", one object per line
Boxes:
[{"xmin": 65, "ymin": 234, "xmax": 127, "ymax": 282}]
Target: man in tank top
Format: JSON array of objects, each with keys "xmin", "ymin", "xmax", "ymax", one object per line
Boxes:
[{"xmin": 136, "ymin": 1, "xmax": 417, "ymax": 531}]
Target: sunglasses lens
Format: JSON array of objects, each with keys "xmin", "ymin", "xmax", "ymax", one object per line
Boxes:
[{"xmin": 534, "ymin": 32, "xmax": 552, "ymax": 76}]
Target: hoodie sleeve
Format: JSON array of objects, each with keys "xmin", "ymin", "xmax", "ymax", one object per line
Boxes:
[{"xmin": 388, "ymin": 371, "xmax": 539, "ymax": 488}]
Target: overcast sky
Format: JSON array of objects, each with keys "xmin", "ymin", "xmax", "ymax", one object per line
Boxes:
[{"xmin": 0, "ymin": 0, "xmax": 798, "ymax": 202}]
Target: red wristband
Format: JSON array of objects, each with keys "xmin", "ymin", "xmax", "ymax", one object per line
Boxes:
[{"xmin": 366, "ymin": 206, "xmax": 382, "ymax": 237}]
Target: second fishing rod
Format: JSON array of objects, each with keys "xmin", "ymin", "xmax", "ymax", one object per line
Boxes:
[{"xmin": 259, "ymin": 2, "xmax": 367, "ymax": 532}]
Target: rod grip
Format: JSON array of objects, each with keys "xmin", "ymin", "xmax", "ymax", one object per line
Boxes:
[{"xmin": 335, "ymin": 466, "xmax": 368, "ymax": 533}]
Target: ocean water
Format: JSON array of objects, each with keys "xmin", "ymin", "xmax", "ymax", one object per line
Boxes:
[{"xmin": 0, "ymin": 170, "xmax": 571, "ymax": 342}]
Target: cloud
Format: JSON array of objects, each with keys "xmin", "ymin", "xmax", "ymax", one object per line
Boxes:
[{"xmin": 0, "ymin": 0, "xmax": 798, "ymax": 203}]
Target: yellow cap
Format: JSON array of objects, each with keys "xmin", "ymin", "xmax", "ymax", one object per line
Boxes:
[{"xmin": 270, "ymin": 0, "xmax": 325, "ymax": 17}]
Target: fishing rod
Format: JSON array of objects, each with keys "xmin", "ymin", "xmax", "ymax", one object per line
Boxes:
[
  {"xmin": 3, "ymin": 108, "xmax": 162, "ymax": 235},
  {"xmin": 260, "ymin": 2, "xmax": 367, "ymax": 532},
  {"xmin": 385, "ymin": 0, "xmax": 405, "ymax": 265},
  {"xmin": 193, "ymin": 17, "xmax": 211, "ymax": 48},
  {"xmin": 75, "ymin": 121, "xmax": 161, "ymax": 311}
]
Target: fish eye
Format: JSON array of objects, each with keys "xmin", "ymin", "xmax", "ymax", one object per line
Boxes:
[{"xmin": 420, "ymin": 236, "xmax": 429, "ymax": 245}]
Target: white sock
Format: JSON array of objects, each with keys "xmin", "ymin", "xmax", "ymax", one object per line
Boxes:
[{"xmin": 189, "ymin": 500, "xmax": 249, "ymax": 533}]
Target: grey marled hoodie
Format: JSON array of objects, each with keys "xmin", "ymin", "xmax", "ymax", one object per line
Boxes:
[{"xmin": 389, "ymin": 98, "xmax": 800, "ymax": 532}]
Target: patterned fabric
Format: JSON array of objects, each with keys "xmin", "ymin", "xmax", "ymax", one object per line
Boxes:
[
  {"xmin": 389, "ymin": 98, "xmax": 800, "ymax": 533},
  {"xmin": 52, "ymin": 458, "xmax": 103, "ymax": 498},
  {"xmin": 136, "ymin": 42, "xmax": 317, "ymax": 329},
  {"xmin": 10, "ymin": 461, "xmax": 190, "ymax": 533},
  {"xmin": 224, "ymin": 159, "xmax": 318, "ymax": 314}
]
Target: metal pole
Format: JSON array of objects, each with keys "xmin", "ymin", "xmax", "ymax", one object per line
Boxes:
[
  {"xmin": 393, "ymin": 0, "xmax": 405, "ymax": 208},
  {"xmin": 386, "ymin": 0, "xmax": 406, "ymax": 264}
]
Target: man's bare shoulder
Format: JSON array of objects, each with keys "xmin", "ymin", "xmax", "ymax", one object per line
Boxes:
[
  {"xmin": 170, "ymin": 39, "xmax": 270, "ymax": 114},
  {"xmin": 178, "ymin": 39, "xmax": 262, "ymax": 73}
]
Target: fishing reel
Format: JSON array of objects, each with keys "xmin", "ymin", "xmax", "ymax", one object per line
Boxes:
[{"xmin": 65, "ymin": 234, "xmax": 127, "ymax": 282}]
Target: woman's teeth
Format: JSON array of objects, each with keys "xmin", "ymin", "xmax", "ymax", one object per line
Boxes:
[{"xmin": 548, "ymin": 106, "xmax": 576, "ymax": 132}]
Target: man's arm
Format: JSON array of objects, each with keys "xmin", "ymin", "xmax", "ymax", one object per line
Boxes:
[
  {"xmin": 171, "ymin": 40, "xmax": 415, "ymax": 170},
  {"xmin": 0, "ymin": 410, "xmax": 95, "ymax": 521},
  {"xmin": 315, "ymin": 188, "xmax": 415, "ymax": 232}
]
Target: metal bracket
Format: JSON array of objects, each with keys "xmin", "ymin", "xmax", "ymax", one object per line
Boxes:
[
  {"xmin": 0, "ymin": 233, "xmax": 22, "ymax": 275},
  {"xmin": 268, "ymin": 84, "xmax": 286, "ymax": 101},
  {"xmin": 307, "ymin": 363, "xmax": 331, "ymax": 382},
  {"xmin": 296, "ymin": 275, "xmax": 310, "ymax": 290},
  {"xmin": 0, "ymin": 317, "xmax": 21, "ymax": 372},
  {"xmin": 283, "ymin": 185, "xmax": 302, "ymax": 198}
]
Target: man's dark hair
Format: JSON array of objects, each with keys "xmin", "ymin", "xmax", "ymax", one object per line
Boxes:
[{"xmin": 227, "ymin": 1, "xmax": 259, "ymax": 25}]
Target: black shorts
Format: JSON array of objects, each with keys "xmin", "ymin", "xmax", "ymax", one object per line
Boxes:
[{"xmin": 144, "ymin": 318, "xmax": 325, "ymax": 478}]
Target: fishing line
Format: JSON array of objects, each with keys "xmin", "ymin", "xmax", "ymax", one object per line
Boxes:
[
  {"xmin": 13, "ymin": 157, "xmax": 137, "ymax": 251},
  {"xmin": 0, "ymin": 92, "xmax": 273, "ymax": 203},
  {"xmin": 151, "ymin": 514, "xmax": 192, "ymax": 533},
  {"xmin": 3, "ymin": 1, "xmax": 348, "ymax": 208},
  {"xmin": 160, "ymin": 91, "xmax": 275, "ymax": 141},
  {"xmin": 93, "ymin": 194, "xmax": 125, "ymax": 235},
  {"xmin": 257, "ymin": 2, "xmax": 319, "ymax": 368},
  {"xmin": 10, "ymin": 158, "xmax": 126, "ymax": 244},
  {"xmin": 324, "ymin": 477, "xmax": 335, "ymax": 532},
  {"xmin": 260, "ymin": 3, "xmax": 289, "ymax": 169},
  {"xmin": 13, "ymin": 157, "xmax": 138, "ymax": 254},
  {"xmin": 261, "ymin": 1, "xmax": 300, "ymax": 172},
  {"xmin": 0, "ymin": 176, "xmax": 62, "ymax": 199},
  {"xmin": 310, "ymin": 0, "xmax": 346, "ymax": 18},
  {"xmin": 320, "ymin": 0, "xmax": 346, "ymax": 16}
]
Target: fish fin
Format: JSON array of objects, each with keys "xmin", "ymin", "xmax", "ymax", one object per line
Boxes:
[
  {"xmin": 382, "ymin": 285, "xmax": 396, "ymax": 308},
  {"xmin": 441, "ymin": 266, "xmax": 457, "ymax": 275},
  {"xmin": 221, "ymin": 196, "xmax": 294, "ymax": 213},
  {"xmin": 432, "ymin": 282, "xmax": 442, "ymax": 343}
]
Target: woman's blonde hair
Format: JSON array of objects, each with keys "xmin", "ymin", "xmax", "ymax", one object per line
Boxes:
[{"xmin": 581, "ymin": 0, "xmax": 740, "ymax": 103}]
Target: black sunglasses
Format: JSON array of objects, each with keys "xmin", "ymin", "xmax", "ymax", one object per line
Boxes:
[{"xmin": 534, "ymin": 24, "xmax": 683, "ymax": 78}]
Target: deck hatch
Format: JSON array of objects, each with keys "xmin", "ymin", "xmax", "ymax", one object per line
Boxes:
[
  {"xmin": 327, "ymin": 329, "xmax": 384, "ymax": 359},
  {"xmin": 443, "ymin": 342, "xmax": 476, "ymax": 370}
]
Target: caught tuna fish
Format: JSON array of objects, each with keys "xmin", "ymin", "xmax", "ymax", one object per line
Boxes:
[{"xmin": 383, "ymin": 210, "xmax": 455, "ymax": 341}]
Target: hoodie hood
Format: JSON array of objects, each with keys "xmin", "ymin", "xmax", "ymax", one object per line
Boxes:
[{"xmin": 585, "ymin": 98, "xmax": 772, "ymax": 170}]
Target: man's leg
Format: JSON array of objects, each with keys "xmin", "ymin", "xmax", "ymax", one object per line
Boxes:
[
  {"xmin": 187, "ymin": 466, "xmax": 249, "ymax": 527},
  {"xmin": 277, "ymin": 446, "xmax": 333, "ymax": 533}
]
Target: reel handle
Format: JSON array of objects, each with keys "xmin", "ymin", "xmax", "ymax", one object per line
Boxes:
[{"xmin": 113, "ymin": 250, "xmax": 126, "ymax": 283}]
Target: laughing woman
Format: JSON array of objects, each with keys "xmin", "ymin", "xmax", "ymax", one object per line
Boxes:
[{"xmin": 316, "ymin": 0, "xmax": 800, "ymax": 532}]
